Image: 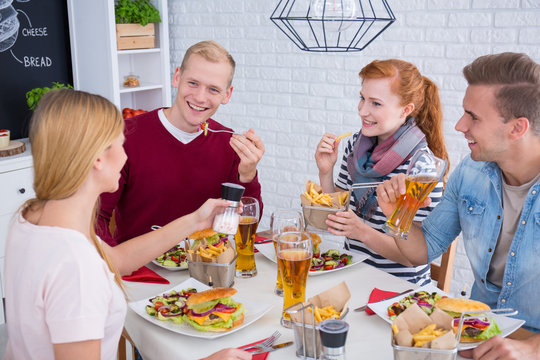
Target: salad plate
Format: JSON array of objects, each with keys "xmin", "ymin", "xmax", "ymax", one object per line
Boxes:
[
  {"xmin": 128, "ymin": 278, "xmax": 273, "ymax": 339},
  {"xmin": 368, "ymin": 283, "xmax": 526, "ymax": 350},
  {"xmin": 151, "ymin": 244, "xmax": 188, "ymax": 271},
  {"xmin": 255, "ymin": 241, "xmax": 367, "ymax": 276}
]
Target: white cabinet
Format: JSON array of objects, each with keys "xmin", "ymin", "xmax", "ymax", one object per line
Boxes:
[
  {"xmin": 0, "ymin": 139, "xmax": 35, "ymax": 324},
  {"xmin": 67, "ymin": 0, "xmax": 171, "ymax": 111}
]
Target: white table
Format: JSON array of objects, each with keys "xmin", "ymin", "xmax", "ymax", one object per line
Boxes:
[{"xmin": 124, "ymin": 252, "xmax": 466, "ymax": 359}]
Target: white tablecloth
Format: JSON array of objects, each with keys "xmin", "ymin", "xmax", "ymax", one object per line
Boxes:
[{"xmin": 124, "ymin": 252, "xmax": 465, "ymax": 359}]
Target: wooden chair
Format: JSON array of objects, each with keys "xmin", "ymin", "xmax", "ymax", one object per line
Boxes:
[
  {"xmin": 118, "ymin": 327, "xmax": 136, "ymax": 360},
  {"xmin": 430, "ymin": 239, "xmax": 457, "ymax": 293}
]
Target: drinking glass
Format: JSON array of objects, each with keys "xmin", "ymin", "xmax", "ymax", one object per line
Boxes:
[
  {"xmin": 234, "ymin": 197, "xmax": 259, "ymax": 277},
  {"xmin": 270, "ymin": 209, "xmax": 305, "ymax": 297},
  {"xmin": 277, "ymin": 231, "xmax": 312, "ymax": 326},
  {"xmin": 383, "ymin": 150, "xmax": 447, "ymax": 240}
]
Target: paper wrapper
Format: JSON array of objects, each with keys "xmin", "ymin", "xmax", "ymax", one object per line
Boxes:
[
  {"xmin": 392, "ymin": 303, "xmax": 457, "ymax": 352},
  {"xmin": 290, "ymin": 281, "xmax": 351, "ymax": 325},
  {"xmin": 301, "ymin": 181, "xmax": 350, "ymax": 230},
  {"xmin": 186, "ymin": 239, "xmax": 236, "ymax": 264},
  {"xmin": 301, "ymin": 180, "xmax": 349, "ymax": 209}
]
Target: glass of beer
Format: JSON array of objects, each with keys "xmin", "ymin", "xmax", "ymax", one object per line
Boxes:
[
  {"xmin": 234, "ymin": 197, "xmax": 259, "ymax": 277},
  {"xmin": 383, "ymin": 150, "xmax": 447, "ymax": 240},
  {"xmin": 270, "ymin": 210, "xmax": 304, "ymax": 297},
  {"xmin": 277, "ymin": 231, "xmax": 312, "ymax": 327}
]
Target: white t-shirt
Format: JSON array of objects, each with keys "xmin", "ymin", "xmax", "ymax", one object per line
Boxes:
[
  {"xmin": 157, "ymin": 108, "xmax": 202, "ymax": 144},
  {"xmin": 4, "ymin": 213, "xmax": 127, "ymax": 360}
]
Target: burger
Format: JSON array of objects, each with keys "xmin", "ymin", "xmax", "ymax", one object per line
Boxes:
[
  {"xmin": 189, "ymin": 228, "xmax": 226, "ymax": 248},
  {"xmin": 185, "ymin": 287, "xmax": 245, "ymax": 332},
  {"xmin": 435, "ymin": 297, "xmax": 501, "ymax": 342}
]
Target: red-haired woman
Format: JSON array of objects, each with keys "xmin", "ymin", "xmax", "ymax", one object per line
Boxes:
[{"xmin": 315, "ymin": 59, "xmax": 449, "ymax": 285}]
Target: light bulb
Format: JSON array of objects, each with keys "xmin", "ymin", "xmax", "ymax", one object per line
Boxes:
[{"xmin": 310, "ymin": 0, "xmax": 358, "ymax": 32}]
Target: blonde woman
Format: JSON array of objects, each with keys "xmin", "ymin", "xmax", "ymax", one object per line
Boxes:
[{"xmin": 3, "ymin": 89, "xmax": 250, "ymax": 360}]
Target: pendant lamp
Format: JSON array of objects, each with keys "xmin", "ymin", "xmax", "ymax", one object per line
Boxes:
[{"xmin": 270, "ymin": 0, "xmax": 396, "ymax": 52}]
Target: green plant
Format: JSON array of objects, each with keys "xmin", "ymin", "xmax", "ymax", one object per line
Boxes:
[
  {"xmin": 115, "ymin": 0, "xmax": 161, "ymax": 26},
  {"xmin": 26, "ymin": 82, "xmax": 73, "ymax": 110}
]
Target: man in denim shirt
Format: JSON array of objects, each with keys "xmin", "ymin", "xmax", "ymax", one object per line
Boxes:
[{"xmin": 376, "ymin": 53, "xmax": 540, "ymax": 359}]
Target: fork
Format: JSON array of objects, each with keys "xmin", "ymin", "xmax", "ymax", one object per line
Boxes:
[
  {"xmin": 241, "ymin": 330, "xmax": 281, "ymax": 352},
  {"xmin": 205, "ymin": 127, "xmax": 237, "ymax": 135}
]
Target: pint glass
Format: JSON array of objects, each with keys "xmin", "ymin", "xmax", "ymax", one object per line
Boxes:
[
  {"xmin": 234, "ymin": 197, "xmax": 259, "ymax": 277},
  {"xmin": 383, "ymin": 150, "xmax": 446, "ymax": 240},
  {"xmin": 277, "ymin": 231, "xmax": 312, "ymax": 325},
  {"xmin": 270, "ymin": 210, "xmax": 305, "ymax": 297}
]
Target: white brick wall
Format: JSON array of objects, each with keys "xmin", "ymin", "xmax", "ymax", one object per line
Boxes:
[{"xmin": 167, "ymin": 0, "xmax": 540, "ymax": 297}]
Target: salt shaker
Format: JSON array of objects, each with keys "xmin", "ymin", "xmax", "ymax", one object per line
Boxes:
[
  {"xmin": 212, "ymin": 183, "xmax": 245, "ymax": 234},
  {"xmin": 318, "ymin": 319, "xmax": 349, "ymax": 360}
]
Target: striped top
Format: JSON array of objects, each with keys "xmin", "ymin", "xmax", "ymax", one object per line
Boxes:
[{"xmin": 336, "ymin": 133, "xmax": 444, "ymax": 285}]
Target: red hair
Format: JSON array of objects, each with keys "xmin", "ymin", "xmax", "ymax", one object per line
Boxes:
[{"xmin": 359, "ymin": 59, "xmax": 449, "ymax": 182}]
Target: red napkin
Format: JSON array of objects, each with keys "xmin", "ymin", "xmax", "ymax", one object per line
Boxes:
[
  {"xmin": 122, "ymin": 266, "xmax": 169, "ymax": 284},
  {"xmin": 254, "ymin": 236, "xmax": 271, "ymax": 253},
  {"xmin": 238, "ymin": 338, "xmax": 271, "ymax": 360},
  {"xmin": 365, "ymin": 288, "xmax": 399, "ymax": 315}
]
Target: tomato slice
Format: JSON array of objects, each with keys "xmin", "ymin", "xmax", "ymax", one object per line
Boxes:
[
  {"xmin": 154, "ymin": 301, "xmax": 165, "ymax": 310},
  {"xmin": 323, "ymin": 265, "xmax": 334, "ymax": 271},
  {"xmin": 216, "ymin": 307, "xmax": 236, "ymax": 314},
  {"xmin": 171, "ymin": 256, "xmax": 180, "ymax": 262}
]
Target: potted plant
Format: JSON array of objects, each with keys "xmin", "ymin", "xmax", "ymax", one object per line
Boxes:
[
  {"xmin": 25, "ymin": 82, "xmax": 73, "ymax": 111},
  {"xmin": 115, "ymin": 0, "xmax": 161, "ymax": 50}
]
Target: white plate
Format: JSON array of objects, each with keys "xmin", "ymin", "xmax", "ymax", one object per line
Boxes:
[
  {"xmin": 368, "ymin": 283, "xmax": 526, "ymax": 350},
  {"xmin": 367, "ymin": 283, "xmax": 445, "ymax": 323},
  {"xmin": 151, "ymin": 259, "xmax": 188, "ymax": 271},
  {"xmin": 255, "ymin": 241, "xmax": 368, "ymax": 276},
  {"xmin": 128, "ymin": 278, "xmax": 273, "ymax": 339}
]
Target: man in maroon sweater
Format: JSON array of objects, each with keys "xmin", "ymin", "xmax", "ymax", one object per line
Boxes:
[{"xmin": 97, "ymin": 40, "xmax": 265, "ymax": 246}]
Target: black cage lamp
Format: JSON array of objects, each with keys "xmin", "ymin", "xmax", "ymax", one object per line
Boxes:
[{"xmin": 270, "ymin": 0, "xmax": 396, "ymax": 52}]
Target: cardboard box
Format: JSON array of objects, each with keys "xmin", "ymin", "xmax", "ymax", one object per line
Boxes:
[{"xmin": 116, "ymin": 23, "xmax": 155, "ymax": 50}]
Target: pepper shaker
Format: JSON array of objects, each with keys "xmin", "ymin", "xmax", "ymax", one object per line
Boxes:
[{"xmin": 318, "ymin": 319, "xmax": 349, "ymax": 360}]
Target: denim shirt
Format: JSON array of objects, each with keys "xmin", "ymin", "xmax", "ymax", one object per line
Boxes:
[{"xmin": 422, "ymin": 155, "xmax": 540, "ymax": 332}]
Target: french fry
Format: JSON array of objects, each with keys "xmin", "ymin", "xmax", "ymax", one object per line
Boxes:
[
  {"xmin": 308, "ymin": 305, "xmax": 340, "ymax": 323},
  {"xmin": 335, "ymin": 132, "xmax": 352, "ymax": 142},
  {"xmin": 411, "ymin": 324, "xmax": 448, "ymax": 347}
]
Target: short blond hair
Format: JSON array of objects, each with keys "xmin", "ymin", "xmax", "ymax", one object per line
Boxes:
[{"xmin": 180, "ymin": 40, "xmax": 236, "ymax": 85}]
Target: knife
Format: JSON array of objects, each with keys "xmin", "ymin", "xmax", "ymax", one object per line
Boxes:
[{"xmin": 251, "ymin": 341, "xmax": 293, "ymax": 354}]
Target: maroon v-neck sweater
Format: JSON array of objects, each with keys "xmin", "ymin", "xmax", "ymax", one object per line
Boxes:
[{"xmin": 97, "ymin": 109, "xmax": 262, "ymax": 246}]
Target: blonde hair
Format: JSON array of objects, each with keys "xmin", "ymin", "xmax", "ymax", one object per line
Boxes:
[
  {"xmin": 359, "ymin": 59, "xmax": 450, "ymax": 182},
  {"xmin": 24, "ymin": 89, "xmax": 126, "ymax": 293},
  {"xmin": 180, "ymin": 40, "xmax": 236, "ymax": 85},
  {"xmin": 463, "ymin": 52, "xmax": 540, "ymax": 135}
]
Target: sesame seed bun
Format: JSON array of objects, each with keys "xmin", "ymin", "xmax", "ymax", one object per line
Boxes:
[
  {"xmin": 189, "ymin": 228, "xmax": 217, "ymax": 240},
  {"xmin": 435, "ymin": 297, "xmax": 490, "ymax": 314},
  {"xmin": 186, "ymin": 287, "xmax": 237, "ymax": 307}
]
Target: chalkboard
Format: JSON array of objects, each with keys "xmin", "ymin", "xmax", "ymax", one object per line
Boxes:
[{"xmin": 0, "ymin": 0, "xmax": 72, "ymax": 140}]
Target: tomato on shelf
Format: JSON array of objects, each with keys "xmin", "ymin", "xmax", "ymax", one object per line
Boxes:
[{"xmin": 122, "ymin": 107, "xmax": 148, "ymax": 120}]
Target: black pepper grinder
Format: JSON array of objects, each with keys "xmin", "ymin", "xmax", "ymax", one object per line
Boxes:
[
  {"xmin": 318, "ymin": 319, "xmax": 349, "ymax": 360},
  {"xmin": 212, "ymin": 183, "xmax": 245, "ymax": 234}
]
